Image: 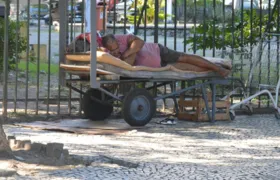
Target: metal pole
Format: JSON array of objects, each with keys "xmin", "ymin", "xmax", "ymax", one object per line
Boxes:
[
  {"xmin": 90, "ymin": 0, "xmax": 100, "ymax": 88},
  {"xmin": 25, "ymin": 0, "xmax": 30, "ymax": 114},
  {"xmin": 58, "ymin": 0, "xmax": 68, "ymax": 115},
  {"xmin": 154, "ymin": 0, "xmax": 159, "ymax": 43},
  {"xmin": 2, "ymin": 0, "xmax": 10, "ymax": 119},
  {"xmin": 59, "ymin": 0, "xmax": 67, "ymax": 86},
  {"xmin": 36, "ymin": 0, "xmax": 41, "ymax": 115}
]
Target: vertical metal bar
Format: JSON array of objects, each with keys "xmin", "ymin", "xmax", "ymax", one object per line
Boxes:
[
  {"xmin": 2, "ymin": 0, "xmax": 10, "ymax": 118},
  {"xmin": 268, "ymin": 0, "xmax": 271, "ymax": 86},
  {"xmin": 59, "ymin": 0, "xmax": 68, "ymax": 114},
  {"xmin": 69, "ymin": 0, "xmax": 74, "ymax": 115},
  {"xmin": 164, "ymin": 0, "xmax": 167, "ymax": 46},
  {"xmin": 134, "ymin": 0, "xmax": 137, "ymax": 34},
  {"xmin": 230, "ymin": 0, "xmax": 235, "ymax": 103},
  {"xmin": 154, "ymin": 0, "xmax": 159, "ymax": 43},
  {"xmin": 47, "ymin": 0, "xmax": 52, "ymax": 115},
  {"xmin": 211, "ymin": 83, "xmax": 216, "ymax": 123},
  {"xmin": 212, "ymin": 0, "xmax": 216, "ymax": 57},
  {"xmin": 258, "ymin": 0, "xmax": 263, "ymax": 108},
  {"xmin": 163, "ymin": 84, "xmax": 166, "ymax": 111},
  {"xmin": 277, "ymin": 1, "xmax": 280, "ymax": 88},
  {"xmin": 70, "ymin": 0, "xmax": 74, "ymax": 41},
  {"xmin": 36, "ymin": 0, "xmax": 41, "ymax": 115},
  {"xmin": 90, "ymin": 0, "xmax": 99, "ymax": 89},
  {"xmin": 221, "ymin": 0, "xmax": 225, "ymax": 58},
  {"xmin": 14, "ymin": 0, "xmax": 20, "ymax": 113},
  {"xmin": 193, "ymin": 0, "xmax": 196, "ymax": 54},
  {"xmin": 240, "ymin": 0, "xmax": 244, "ymax": 83},
  {"xmin": 201, "ymin": 85, "xmax": 211, "ymax": 121},
  {"xmin": 80, "ymin": 0, "xmax": 85, "ymax": 114},
  {"xmin": 135, "ymin": 0, "xmax": 147, "ymax": 35},
  {"xmin": 171, "ymin": 81, "xmax": 179, "ymax": 114},
  {"xmin": 203, "ymin": 0, "xmax": 206, "ymax": 56},
  {"xmin": 25, "ymin": 0, "xmax": 30, "ymax": 114},
  {"xmin": 249, "ymin": 0, "xmax": 253, "ymax": 95},
  {"xmin": 103, "ymin": 0, "xmax": 106, "ymax": 32},
  {"xmin": 221, "ymin": 0, "xmax": 226, "ymax": 96},
  {"xmin": 144, "ymin": 0, "xmax": 147, "ymax": 41},
  {"xmin": 124, "ymin": 0, "xmax": 127, "ymax": 34},
  {"xmin": 79, "ymin": 84, "xmax": 83, "ymax": 115},
  {"xmin": 81, "ymin": 0, "xmax": 85, "ymax": 33},
  {"xmin": 174, "ymin": 0, "xmax": 177, "ymax": 50},
  {"xmin": 267, "ymin": 0, "xmax": 272, "ymax": 107},
  {"xmin": 113, "ymin": 0, "xmax": 116, "ymax": 34},
  {"xmin": 183, "ymin": 0, "xmax": 186, "ymax": 52},
  {"xmin": 153, "ymin": 82, "xmax": 157, "ymax": 96}
]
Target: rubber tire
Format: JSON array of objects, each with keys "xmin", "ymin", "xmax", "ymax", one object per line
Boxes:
[
  {"xmin": 122, "ymin": 88, "xmax": 156, "ymax": 127},
  {"xmin": 82, "ymin": 88, "xmax": 113, "ymax": 121}
]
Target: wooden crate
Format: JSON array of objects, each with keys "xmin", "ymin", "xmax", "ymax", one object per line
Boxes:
[{"xmin": 177, "ymin": 93, "xmax": 230, "ymax": 122}]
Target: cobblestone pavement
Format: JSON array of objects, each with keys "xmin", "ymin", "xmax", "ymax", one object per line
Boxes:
[{"xmin": 2, "ymin": 114, "xmax": 280, "ymax": 180}]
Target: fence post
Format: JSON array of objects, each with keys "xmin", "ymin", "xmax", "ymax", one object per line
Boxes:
[
  {"xmin": 154, "ymin": 0, "xmax": 159, "ymax": 43},
  {"xmin": 2, "ymin": 0, "xmax": 10, "ymax": 119}
]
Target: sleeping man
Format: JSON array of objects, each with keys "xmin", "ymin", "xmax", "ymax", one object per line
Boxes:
[{"xmin": 100, "ymin": 34, "xmax": 231, "ymax": 77}]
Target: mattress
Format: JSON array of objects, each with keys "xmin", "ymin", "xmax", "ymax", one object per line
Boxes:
[{"xmin": 61, "ymin": 51, "xmax": 232, "ymax": 80}]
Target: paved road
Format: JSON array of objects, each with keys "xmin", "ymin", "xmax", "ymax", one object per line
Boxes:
[{"xmin": 3, "ymin": 114, "xmax": 280, "ymax": 179}]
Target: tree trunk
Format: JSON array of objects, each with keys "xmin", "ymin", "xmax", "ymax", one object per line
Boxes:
[{"xmin": 0, "ymin": 121, "xmax": 12, "ymax": 159}]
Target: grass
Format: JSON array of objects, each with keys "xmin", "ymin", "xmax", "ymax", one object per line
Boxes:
[{"xmin": 17, "ymin": 61, "xmax": 59, "ymax": 77}]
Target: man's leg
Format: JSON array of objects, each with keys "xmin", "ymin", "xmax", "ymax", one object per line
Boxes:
[
  {"xmin": 159, "ymin": 44, "xmax": 230, "ymax": 77},
  {"xmin": 177, "ymin": 54, "xmax": 230, "ymax": 77},
  {"xmin": 171, "ymin": 62, "xmax": 208, "ymax": 72}
]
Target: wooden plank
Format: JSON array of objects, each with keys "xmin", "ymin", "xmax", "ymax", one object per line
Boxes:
[
  {"xmin": 60, "ymin": 64, "xmax": 116, "ymax": 75},
  {"xmin": 178, "ymin": 99, "xmax": 199, "ymax": 107},
  {"xmin": 60, "ymin": 64, "xmax": 90, "ymax": 71},
  {"xmin": 177, "ymin": 112, "xmax": 196, "ymax": 121},
  {"xmin": 65, "ymin": 54, "xmax": 91, "ymax": 62},
  {"xmin": 199, "ymin": 100, "xmax": 230, "ymax": 108}
]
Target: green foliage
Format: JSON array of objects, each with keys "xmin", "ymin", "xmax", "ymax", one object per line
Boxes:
[
  {"xmin": 185, "ymin": 9, "xmax": 273, "ymax": 52},
  {"xmin": 0, "ymin": 18, "xmax": 28, "ymax": 72},
  {"xmin": 128, "ymin": 0, "xmax": 173, "ymax": 24},
  {"xmin": 18, "ymin": 61, "xmax": 59, "ymax": 77}
]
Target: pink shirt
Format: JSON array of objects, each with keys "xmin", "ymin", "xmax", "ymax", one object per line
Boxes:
[{"xmin": 114, "ymin": 34, "xmax": 161, "ymax": 68}]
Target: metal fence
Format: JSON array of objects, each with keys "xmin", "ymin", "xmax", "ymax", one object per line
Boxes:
[{"xmin": 1, "ymin": 0, "xmax": 280, "ymax": 119}]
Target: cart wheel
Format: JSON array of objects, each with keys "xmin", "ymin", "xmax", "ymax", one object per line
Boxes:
[
  {"xmin": 229, "ymin": 110, "xmax": 236, "ymax": 121},
  {"xmin": 122, "ymin": 88, "xmax": 156, "ymax": 126},
  {"xmin": 275, "ymin": 111, "xmax": 280, "ymax": 119},
  {"xmin": 82, "ymin": 88, "xmax": 113, "ymax": 121},
  {"xmin": 245, "ymin": 104, "xmax": 253, "ymax": 115}
]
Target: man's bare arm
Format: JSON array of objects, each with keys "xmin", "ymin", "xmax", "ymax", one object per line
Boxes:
[
  {"xmin": 122, "ymin": 53, "xmax": 137, "ymax": 66},
  {"xmin": 121, "ymin": 35, "xmax": 144, "ymax": 59}
]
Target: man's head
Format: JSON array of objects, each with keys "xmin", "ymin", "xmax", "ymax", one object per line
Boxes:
[{"xmin": 102, "ymin": 34, "xmax": 121, "ymax": 58}]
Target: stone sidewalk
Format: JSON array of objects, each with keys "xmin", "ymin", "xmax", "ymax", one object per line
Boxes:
[{"xmin": 2, "ymin": 114, "xmax": 280, "ymax": 180}]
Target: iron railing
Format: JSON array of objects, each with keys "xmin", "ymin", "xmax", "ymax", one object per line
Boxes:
[{"xmin": 1, "ymin": 0, "xmax": 280, "ymax": 119}]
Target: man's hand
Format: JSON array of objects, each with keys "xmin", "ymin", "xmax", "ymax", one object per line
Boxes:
[
  {"xmin": 97, "ymin": 47, "xmax": 108, "ymax": 52},
  {"xmin": 122, "ymin": 53, "xmax": 137, "ymax": 66}
]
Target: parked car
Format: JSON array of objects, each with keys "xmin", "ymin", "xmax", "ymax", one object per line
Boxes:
[
  {"xmin": 0, "ymin": 5, "xmax": 5, "ymax": 18},
  {"xmin": 43, "ymin": 1, "xmax": 83, "ymax": 25},
  {"xmin": 68, "ymin": 2, "xmax": 83, "ymax": 23},
  {"xmin": 24, "ymin": 3, "xmax": 49, "ymax": 19}
]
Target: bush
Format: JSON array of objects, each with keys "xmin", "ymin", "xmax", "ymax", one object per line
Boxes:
[{"xmin": 0, "ymin": 17, "xmax": 28, "ymax": 72}]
